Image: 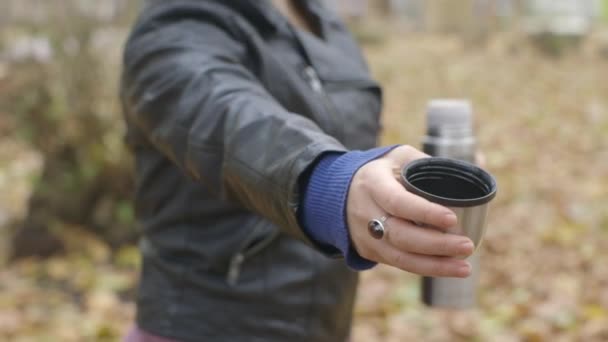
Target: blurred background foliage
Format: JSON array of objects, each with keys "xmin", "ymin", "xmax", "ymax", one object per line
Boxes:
[
  {"xmin": 1, "ymin": 1, "xmax": 140, "ymax": 260},
  {"xmin": 1, "ymin": 0, "xmax": 608, "ymax": 341}
]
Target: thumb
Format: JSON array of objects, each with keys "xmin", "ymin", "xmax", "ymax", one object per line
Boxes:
[
  {"xmin": 384, "ymin": 145, "xmax": 429, "ymax": 166},
  {"xmin": 383, "ymin": 145, "xmax": 429, "ymax": 183}
]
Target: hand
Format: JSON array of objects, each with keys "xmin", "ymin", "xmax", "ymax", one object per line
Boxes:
[
  {"xmin": 346, "ymin": 145, "xmax": 474, "ymax": 278},
  {"xmin": 476, "ymin": 151, "xmax": 486, "ymax": 168}
]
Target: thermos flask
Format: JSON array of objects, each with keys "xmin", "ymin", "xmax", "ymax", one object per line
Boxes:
[{"xmin": 421, "ymin": 99, "xmax": 480, "ymax": 309}]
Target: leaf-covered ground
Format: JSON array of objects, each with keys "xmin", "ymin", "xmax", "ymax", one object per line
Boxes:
[{"xmin": 2, "ymin": 26, "xmax": 608, "ymax": 341}]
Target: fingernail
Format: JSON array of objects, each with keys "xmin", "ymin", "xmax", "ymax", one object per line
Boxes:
[
  {"xmin": 443, "ymin": 212, "xmax": 457, "ymax": 226},
  {"xmin": 459, "ymin": 262, "xmax": 472, "ymax": 276},
  {"xmin": 460, "ymin": 240, "xmax": 474, "ymax": 251}
]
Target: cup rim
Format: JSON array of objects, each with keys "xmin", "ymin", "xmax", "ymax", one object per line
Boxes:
[{"xmin": 401, "ymin": 157, "xmax": 497, "ymax": 208}]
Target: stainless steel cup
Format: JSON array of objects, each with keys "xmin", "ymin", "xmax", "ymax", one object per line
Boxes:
[
  {"xmin": 401, "ymin": 157, "xmax": 497, "ymax": 308},
  {"xmin": 401, "ymin": 157, "xmax": 497, "ymax": 249}
]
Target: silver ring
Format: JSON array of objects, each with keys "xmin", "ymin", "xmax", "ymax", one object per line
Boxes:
[{"xmin": 368, "ymin": 215, "xmax": 390, "ymax": 240}]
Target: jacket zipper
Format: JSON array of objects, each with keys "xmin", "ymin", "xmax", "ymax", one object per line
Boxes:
[
  {"xmin": 303, "ymin": 66, "xmax": 323, "ymax": 93},
  {"xmin": 226, "ymin": 222, "xmax": 280, "ymax": 286}
]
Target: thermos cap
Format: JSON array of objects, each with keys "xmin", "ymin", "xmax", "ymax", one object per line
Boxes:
[{"xmin": 427, "ymin": 99, "xmax": 473, "ymax": 129}]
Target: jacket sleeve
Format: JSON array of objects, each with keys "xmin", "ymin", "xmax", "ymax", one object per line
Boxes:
[{"xmin": 121, "ymin": 3, "xmax": 347, "ymax": 243}]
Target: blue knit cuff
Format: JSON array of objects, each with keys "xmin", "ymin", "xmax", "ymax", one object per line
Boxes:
[{"xmin": 300, "ymin": 145, "xmax": 399, "ymax": 271}]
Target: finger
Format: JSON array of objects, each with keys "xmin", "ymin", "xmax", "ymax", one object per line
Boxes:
[
  {"xmin": 370, "ymin": 176, "xmax": 457, "ymax": 229},
  {"xmin": 385, "ymin": 217, "xmax": 474, "ymax": 257},
  {"xmin": 380, "ymin": 246, "xmax": 472, "ymax": 278},
  {"xmin": 384, "ymin": 145, "xmax": 430, "ymax": 184},
  {"xmin": 384, "ymin": 145, "xmax": 429, "ymax": 165},
  {"xmin": 476, "ymin": 151, "xmax": 487, "ymax": 168}
]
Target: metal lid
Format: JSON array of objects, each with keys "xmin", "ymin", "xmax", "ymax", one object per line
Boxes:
[{"xmin": 427, "ymin": 99, "xmax": 473, "ymax": 129}]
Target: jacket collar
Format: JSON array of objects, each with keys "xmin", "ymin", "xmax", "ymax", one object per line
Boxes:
[{"xmin": 219, "ymin": 0, "xmax": 336, "ymax": 35}]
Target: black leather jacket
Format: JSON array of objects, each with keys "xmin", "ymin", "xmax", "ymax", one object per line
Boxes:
[{"xmin": 121, "ymin": 1, "xmax": 382, "ymax": 341}]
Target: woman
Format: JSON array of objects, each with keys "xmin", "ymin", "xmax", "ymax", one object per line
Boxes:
[{"xmin": 121, "ymin": 1, "xmax": 473, "ymax": 341}]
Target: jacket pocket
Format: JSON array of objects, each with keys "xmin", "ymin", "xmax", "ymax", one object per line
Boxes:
[
  {"xmin": 226, "ymin": 218, "xmax": 280, "ymax": 286},
  {"xmin": 323, "ymin": 78, "xmax": 383, "ymax": 150},
  {"xmin": 300, "ymin": 65, "xmax": 382, "ymax": 144}
]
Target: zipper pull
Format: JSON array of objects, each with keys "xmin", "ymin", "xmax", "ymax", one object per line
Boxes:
[
  {"xmin": 304, "ymin": 66, "xmax": 323, "ymax": 93},
  {"xmin": 227, "ymin": 253, "xmax": 245, "ymax": 286}
]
